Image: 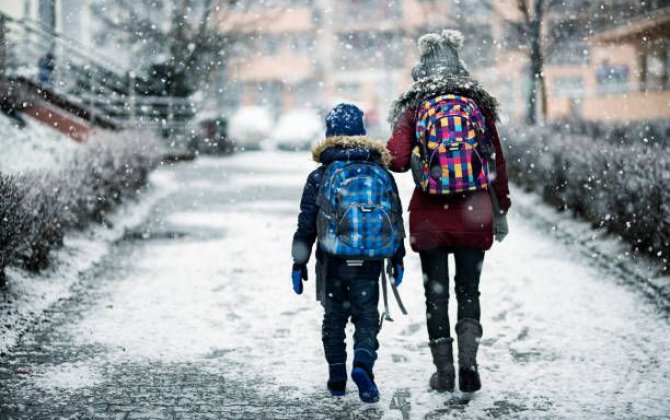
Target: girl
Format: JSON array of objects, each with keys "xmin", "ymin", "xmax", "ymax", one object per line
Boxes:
[{"xmin": 386, "ymin": 30, "xmax": 511, "ymax": 393}]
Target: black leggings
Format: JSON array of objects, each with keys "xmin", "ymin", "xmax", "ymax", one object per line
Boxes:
[{"xmin": 419, "ymin": 247, "xmax": 484, "ymax": 341}]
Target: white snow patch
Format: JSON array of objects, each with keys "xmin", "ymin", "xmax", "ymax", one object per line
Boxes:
[
  {"xmin": 0, "ymin": 170, "xmax": 178, "ymax": 355},
  {"xmin": 31, "ymin": 362, "xmax": 102, "ymax": 391}
]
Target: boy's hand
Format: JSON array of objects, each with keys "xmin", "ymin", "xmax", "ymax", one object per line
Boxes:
[
  {"xmin": 291, "ymin": 263, "xmax": 308, "ymax": 295},
  {"xmin": 391, "ymin": 259, "xmax": 404, "ymax": 288}
]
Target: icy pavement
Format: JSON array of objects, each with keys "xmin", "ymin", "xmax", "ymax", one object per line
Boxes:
[{"xmin": 1, "ymin": 151, "xmax": 669, "ymax": 420}]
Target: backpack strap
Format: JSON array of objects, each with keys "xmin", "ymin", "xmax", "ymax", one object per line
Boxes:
[
  {"xmin": 316, "ymin": 253, "xmax": 327, "ymax": 304},
  {"xmin": 379, "ymin": 259, "xmax": 408, "ymax": 329},
  {"xmin": 388, "ymin": 259, "xmax": 408, "ymax": 315},
  {"xmin": 380, "ymin": 264, "xmax": 393, "ymax": 328}
]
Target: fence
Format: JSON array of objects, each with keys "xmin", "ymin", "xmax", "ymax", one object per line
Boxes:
[{"xmin": 0, "ymin": 12, "xmax": 196, "ymax": 131}]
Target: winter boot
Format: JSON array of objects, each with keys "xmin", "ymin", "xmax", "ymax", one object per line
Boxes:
[
  {"xmin": 429, "ymin": 337, "xmax": 455, "ymax": 392},
  {"xmin": 327, "ymin": 363, "xmax": 347, "ymax": 397},
  {"xmin": 351, "ymin": 363, "xmax": 379, "ymax": 403},
  {"xmin": 456, "ymin": 318, "xmax": 483, "ymax": 392}
]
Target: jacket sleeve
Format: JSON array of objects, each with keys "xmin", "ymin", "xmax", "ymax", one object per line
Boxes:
[
  {"xmin": 486, "ymin": 117, "xmax": 512, "ymax": 213},
  {"xmin": 387, "ymin": 109, "xmax": 416, "ymax": 173},
  {"xmin": 291, "ymin": 167, "xmax": 325, "ymax": 265},
  {"xmin": 389, "ymin": 172, "xmax": 406, "ymax": 263}
]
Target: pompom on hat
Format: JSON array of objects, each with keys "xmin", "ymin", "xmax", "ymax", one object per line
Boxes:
[{"xmin": 412, "ymin": 29, "xmax": 469, "ymax": 81}]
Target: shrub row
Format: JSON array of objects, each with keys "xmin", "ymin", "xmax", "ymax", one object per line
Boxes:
[
  {"xmin": 500, "ymin": 124, "xmax": 669, "ymax": 269},
  {"xmin": 549, "ymin": 119, "xmax": 670, "ymax": 147},
  {"xmin": 0, "ymin": 130, "xmax": 163, "ymax": 286}
]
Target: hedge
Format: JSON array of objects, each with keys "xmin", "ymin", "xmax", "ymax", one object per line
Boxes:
[
  {"xmin": 0, "ymin": 130, "xmax": 163, "ymax": 286},
  {"xmin": 501, "ymin": 123, "xmax": 669, "ymax": 270}
]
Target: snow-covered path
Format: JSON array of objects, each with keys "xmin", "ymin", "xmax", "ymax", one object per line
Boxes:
[{"xmin": 1, "ymin": 151, "xmax": 669, "ymax": 419}]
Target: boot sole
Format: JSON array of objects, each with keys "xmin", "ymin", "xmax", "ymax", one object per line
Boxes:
[
  {"xmin": 431, "ymin": 382, "xmax": 455, "ymax": 393},
  {"xmin": 351, "ymin": 367, "xmax": 380, "ymax": 403}
]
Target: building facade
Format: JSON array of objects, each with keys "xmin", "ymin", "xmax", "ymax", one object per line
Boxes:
[
  {"xmin": 217, "ymin": 0, "xmax": 670, "ymax": 127},
  {"xmin": 217, "ymin": 0, "xmax": 454, "ymax": 135}
]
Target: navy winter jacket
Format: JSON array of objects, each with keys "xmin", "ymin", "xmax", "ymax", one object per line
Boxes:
[{"xmin": 291, "ymin": 136, "xmax": 406, "ymax": 265}]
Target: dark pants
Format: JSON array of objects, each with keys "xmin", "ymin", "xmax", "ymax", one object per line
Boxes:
[
  {"xmin": 419, "ymin": 247, "xmax": 484, "ymax": 341},
  {"xmin": 321, "ymin": 256, "xmax": 382, "ymax": 372}
]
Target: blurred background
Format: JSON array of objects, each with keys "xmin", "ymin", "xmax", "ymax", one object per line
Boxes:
[{"xmin": 1, "ymin": 0, "xmax": 668, "ymax": 150}]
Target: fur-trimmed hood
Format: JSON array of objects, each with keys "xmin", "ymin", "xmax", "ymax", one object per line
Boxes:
[
  {"xmin": 388, "ymin": 74, "xmax": 499, "ymax": 125},
  {"xmin": 312, "ymin": 136, "xmax": 392, "ymax": 168}
]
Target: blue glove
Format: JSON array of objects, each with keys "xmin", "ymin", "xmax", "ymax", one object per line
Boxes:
[
  {"xmin": 392, "ymin": 262, "xmax": 404, "ymax": 288},
  {"xmin": 291, "ymin": 263, "xmax": 308, "ymax": 295}
]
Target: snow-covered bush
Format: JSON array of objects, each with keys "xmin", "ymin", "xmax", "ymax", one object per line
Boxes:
[
  {"xmin": 0, "ymin": 175, "xmax": 29, "ymax": 286},
  {"xmin": 549, "ymin": 119, "xmax": 670, "ymax": 146},
  {"xmin": 0, "ymin": 129, "xmax": 163, "ymax": 284},
  {"xmin": 17, "ymin": 173, "xmax": 66, "ymax": 272},
  {"xmin": 62, "ymin": 130, "xmax": 158, "ymax": 228},
  {"xmin": 501, "ymin": 124, "xmax": 669, "ymax": 269}
]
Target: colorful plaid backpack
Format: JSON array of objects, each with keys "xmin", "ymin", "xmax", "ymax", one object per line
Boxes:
[
  {"xmin": 412, "ymin": 94, "xmax": 492, "ymax": 195},
  {"xmin": 316, "ymin": 161, "xmax": 404, "ymax": 259}
]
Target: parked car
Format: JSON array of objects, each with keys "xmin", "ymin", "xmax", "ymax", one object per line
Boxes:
[
  {"xmin": 271, "ymin": 108, "xmax": 323, "ymax": 151},
  {"xmin": 228, "ymin": 106, "xmax": 273, "ymax": 151},
  {"xmin": 195, "ymin": 117, "xmax": 235, "ymax": 155}
]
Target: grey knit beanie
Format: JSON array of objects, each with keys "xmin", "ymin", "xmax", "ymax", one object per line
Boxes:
[{"xmin": 411, "ymin": 29, "xmax": 469, "ymax": 81}]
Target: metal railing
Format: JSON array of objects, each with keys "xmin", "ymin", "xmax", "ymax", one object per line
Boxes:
[{"xmin": 0, "ymin": 12, "xmax": 196, "ymax": 130}]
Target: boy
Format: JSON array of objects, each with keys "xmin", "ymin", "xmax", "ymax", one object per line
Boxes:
[{"xmin": 290, "ymin": 104, "xmax": 405, "ymax": 403}]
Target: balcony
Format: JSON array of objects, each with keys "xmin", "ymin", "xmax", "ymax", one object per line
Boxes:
[{"xmin": 592, "ymin": 3, "xmax": 670, "ymax": 43}]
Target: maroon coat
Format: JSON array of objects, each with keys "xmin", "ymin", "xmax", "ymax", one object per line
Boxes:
[{"xmin": 387, "ymin": 108, "xmax": 511, "ymax": 252}]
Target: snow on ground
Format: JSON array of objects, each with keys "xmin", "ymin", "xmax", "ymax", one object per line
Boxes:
[
  {"xmin": 0, "ymin": 113, "xmax": 79, "ymax": 173},
  {"xmin": 31, "ymin": 362, "xmax": 103, "ymax": 391},
  {"xmin": 0, "ymin": 169, "xmax": 177, "ymax": 355},
  {"xmin": 1, "ymin": 150, "xmax": 669, "ymax": 419},
  {"xmin": 52, "ymin": 152, "xmax": 670, "ymax": 417}
]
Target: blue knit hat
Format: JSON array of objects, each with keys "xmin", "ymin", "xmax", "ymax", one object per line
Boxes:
[{"xmin": 325, "ymin": 103, "xmax": 366, "ymax": 138}]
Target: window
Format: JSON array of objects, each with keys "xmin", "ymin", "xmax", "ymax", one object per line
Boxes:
[
  {"xmin": 339, "ymin": 0, "xmax": 402, "ymax": 23},
  {"xmin": 294, "ymin": 80, "xmax": 319, "ymax": 107},
  {"xmin": 447, "ymin": 0, "xmax": 492, "ymax": 18},
  {"xmin": 288, "ymin": 34, "xmax": 315, "ymax": 55},
  {"xmin": 257, "ymin": 81, "xmax": 283, "ymax": 112},
  {"xmin": 337, "ymin": 82, "xmax": 361, "ymax": 99},
  {"xmin": 645, "ymin": 52, "xmax": 668, "ymax": 90},
  {"xmin": 546, "ymin": 18, "xmax": 591, "ymax": 65},
  {"xmin": 221, "ymin": 81, "xmax": 242, "ymax": 110},
  {"xmin": 552, "ymin": 76, "xmax": 584, "ymax": 98},
  {"xmin": 337, "ymin": 32, "xmax": 403, "ymax": 70},
  {"xmin": 546, "ymin": 41, "xmax": 591, "ymax": 65},
  {"xmin": 596, "ymin": 65, "xmax": 629, "ymax": 94}
]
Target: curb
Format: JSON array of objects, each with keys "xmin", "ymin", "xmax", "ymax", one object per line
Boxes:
[{"xmin": 511, "ymin": 185, "xmax": 670, "ymax": 312}]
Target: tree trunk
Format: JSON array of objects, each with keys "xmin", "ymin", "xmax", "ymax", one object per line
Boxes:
[{"xmin": 526, "ymin": 0, "xmax": 545, "ymax": 125}]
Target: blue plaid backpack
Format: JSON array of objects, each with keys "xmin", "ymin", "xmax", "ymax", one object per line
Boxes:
[{"xmin": 316, "ymin": 161, "xmax": 404, "ymax": 259}]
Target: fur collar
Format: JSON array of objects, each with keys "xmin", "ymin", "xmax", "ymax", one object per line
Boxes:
[
  {"xmin": 388, "ymin": 74, "xmax": 499, "ymax": 125},
  {"xmin": 312, "ymin": 136, "xmax": 392, "ymax": 168}
]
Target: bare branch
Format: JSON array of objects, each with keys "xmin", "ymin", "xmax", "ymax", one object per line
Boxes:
[{"xmin": 516, "ymin": 0, "xmax": 531, "ymax": 26}]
